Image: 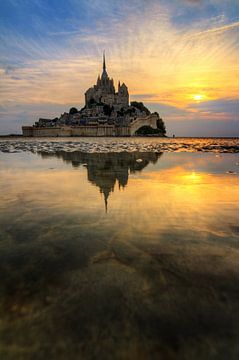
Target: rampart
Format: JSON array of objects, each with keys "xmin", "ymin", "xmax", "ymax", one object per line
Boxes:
[
  {"xmin": 22, "ymin": 114, "xmax": 160, "ymax": 137},
  {"xmin": 129, "ymin": 114, "xmax": 158, "ymax": 135},
  {"xmin": 22, "ymin": 125, "xmax": 130, "ymax": 137}
]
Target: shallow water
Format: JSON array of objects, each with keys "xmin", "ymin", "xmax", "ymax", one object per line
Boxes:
[
  {"xmin": 0, "ymin": 141, "xmax": 239, "ymax": 359},
  {"xmin": 0, "ymin": 136, "xmax": 239, "ymax": 153}
]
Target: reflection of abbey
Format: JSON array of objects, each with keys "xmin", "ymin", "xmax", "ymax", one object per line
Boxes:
[
  {"xmin": 22, "ymin": 53, "xmax": 166, "ymax": 137},
  {"xmin": 39, "ymin": 151, "xmax": 162, "ymax": 211}
]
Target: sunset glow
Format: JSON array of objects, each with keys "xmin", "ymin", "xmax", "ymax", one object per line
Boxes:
[
  {"xmin": 192, "ymin": 95, "xmax": 205, "ymax": 102},
  {"xmin": 0, "ymin": 0, "xmax": 239, "ymax": 136}
]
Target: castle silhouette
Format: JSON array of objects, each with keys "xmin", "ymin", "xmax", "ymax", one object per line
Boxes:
[{"xmin": 39, "ymin": 151, "xmax": 162, "ymax": 212}]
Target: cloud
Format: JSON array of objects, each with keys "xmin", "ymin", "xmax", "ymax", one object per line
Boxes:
[
  {"xmin": 144, "ymin": 98, "xmax": 239, "ymax": 136},
  {"xmin": 0, "ymin": 0, "xmax": 239, "ymax": 135},
  {"xmin": 0, "ymin": 102, "xmax": 80, "ymax": 134},
  {"xmin": 166, "ymin": 119, "xmax": 239, "ymax": 137},
  {"xmin": 187, "ymin": 21, "xmax": 239, "ymax": 39},
  {"xmin": 188, "ymin": 98, "xmax": 239, "ymax": 117},
  {"xmin": 184, "ymin": 0, "xmax": 202, "ymax": 3}
]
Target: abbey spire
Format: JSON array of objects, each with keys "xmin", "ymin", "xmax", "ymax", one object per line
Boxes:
[
  {"xmin": 103, "ymin": 51, "xmax": 106, "ymax": 71},
  {"xmin": 102, "ymin": 51, "xmax": 108, "ymax": 79},
  {"xmin": 85, "ymin": 52, "xmax": 129, "ymax": 107}
]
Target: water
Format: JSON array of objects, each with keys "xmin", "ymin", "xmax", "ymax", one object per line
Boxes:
[
  {"xmin": 0, "ymin": 136, "xmax": 239, "ymax": 153},
  {"xmin": 0, "ymin": 138, "xmax": 239, "ymax": 359}
]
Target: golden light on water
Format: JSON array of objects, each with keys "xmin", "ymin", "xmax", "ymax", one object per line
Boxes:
[
  {"xmin": 1, "ymin": 0, "xmax": 239, "ymax": 138},
  {"xmin": 182, "ymin": 171, "xmax": 203, "ymax": 183}
]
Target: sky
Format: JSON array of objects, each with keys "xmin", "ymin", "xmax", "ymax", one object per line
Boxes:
[{"xmin": 0, "ymin": 0, "xmax": 239, "ymax": 136}]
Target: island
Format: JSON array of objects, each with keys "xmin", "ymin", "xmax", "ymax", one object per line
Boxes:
[{"xmin": 22, "ymin": 53, "xmax": 166, "ymax": 137}]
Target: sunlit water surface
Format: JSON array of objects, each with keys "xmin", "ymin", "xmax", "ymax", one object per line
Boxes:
[{"xmin": 0, "ymin": 138, "xmax": 239, "ymax": 360}]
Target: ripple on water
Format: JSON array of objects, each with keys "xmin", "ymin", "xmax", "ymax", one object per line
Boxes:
[{"xmin": 0, "ymin": 137, "xmax": 239, "ymax": 154}]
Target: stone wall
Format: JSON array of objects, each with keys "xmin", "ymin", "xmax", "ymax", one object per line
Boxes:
[
  {"xmin": 22, "ymin": 126, "xmax": 34, "ymax": 136},
  {"xmin": 129, "ymin": 114, "xmax": 158, "ymax": 135},
  {"xmin": 22, "ymin": 115, "xmax": 159, "ymax": 137},
  {"xmin": 22, "ymin": 125, "xmax": 131, "ymax": 137}
]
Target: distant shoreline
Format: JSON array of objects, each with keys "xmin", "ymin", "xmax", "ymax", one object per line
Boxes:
[{"xmin": 0, "ymin": 135, "xmax": 238, "ymax": 139}]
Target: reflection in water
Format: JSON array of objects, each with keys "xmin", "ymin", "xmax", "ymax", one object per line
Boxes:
[
  {"xmin": 0, "ymin": 151, "xmax": 239, "ymax": 360},
  {"xmin": 39, "ymin": 151, "xmax": 162, "ymax": 211}
]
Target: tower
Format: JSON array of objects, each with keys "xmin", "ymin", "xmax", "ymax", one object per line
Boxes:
[
  {"xmin": 117, "ymin": 83, "xmax": 129, "ymax": 106},
  {"xmin": 85, "ymin": 52, "xmax": 128, "ymax": 107},
  {"xmin": 101, "ymin": 51, "xmax": 108, "ymax": 80},
  {"xmin": 103, "ymin": 51, "xmax": 106, "ymax": 71}
]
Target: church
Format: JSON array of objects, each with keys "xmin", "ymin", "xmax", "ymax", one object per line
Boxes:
[
  {"xmin": 85, "ymin": 53, "xmax": 129, "ymax": 109},
  {"xmin": 22, "ymin": 53, "xmax": 166, "ymax": 137}
]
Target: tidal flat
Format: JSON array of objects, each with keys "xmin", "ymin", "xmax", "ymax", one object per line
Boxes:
[{"xmin": 0, "ymin": 138, "xmax": 239, "ymax": 360}]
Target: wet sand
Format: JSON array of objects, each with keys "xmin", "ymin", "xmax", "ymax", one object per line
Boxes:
[{"xmin": 0, "ymin": 144, "xmax": 239, "ymax": 359}]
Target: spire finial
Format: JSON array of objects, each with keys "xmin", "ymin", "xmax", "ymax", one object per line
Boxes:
[
  {"xmin": 103, "ymin": 50, "xmax": 106, "ymax": 71},
  {"xmin": 103, "ymin": 190, "xmax": 108, "ymax": 213}
]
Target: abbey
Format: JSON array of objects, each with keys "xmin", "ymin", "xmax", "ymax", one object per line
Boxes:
[
  {"xmin": 85, "ymin": 53, "xmax": 129, "ymax": 108},
  {"xmin": 22, "ymin": 53, "xmax": 166, "ymax": 137}
]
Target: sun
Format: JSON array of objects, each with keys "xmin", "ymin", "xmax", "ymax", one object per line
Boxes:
[{"xmin": 192, "ymin": 94, "xmax": 204, "ymax": 102}]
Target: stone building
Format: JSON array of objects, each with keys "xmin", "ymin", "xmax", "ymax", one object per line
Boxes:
[
  {"xmin": 22, "ymin": 52, "xmax": 166, "ymax": 137},
  {"xmin": 85, "ymin": 52, "xmax": 129, "ymax": 108}
]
